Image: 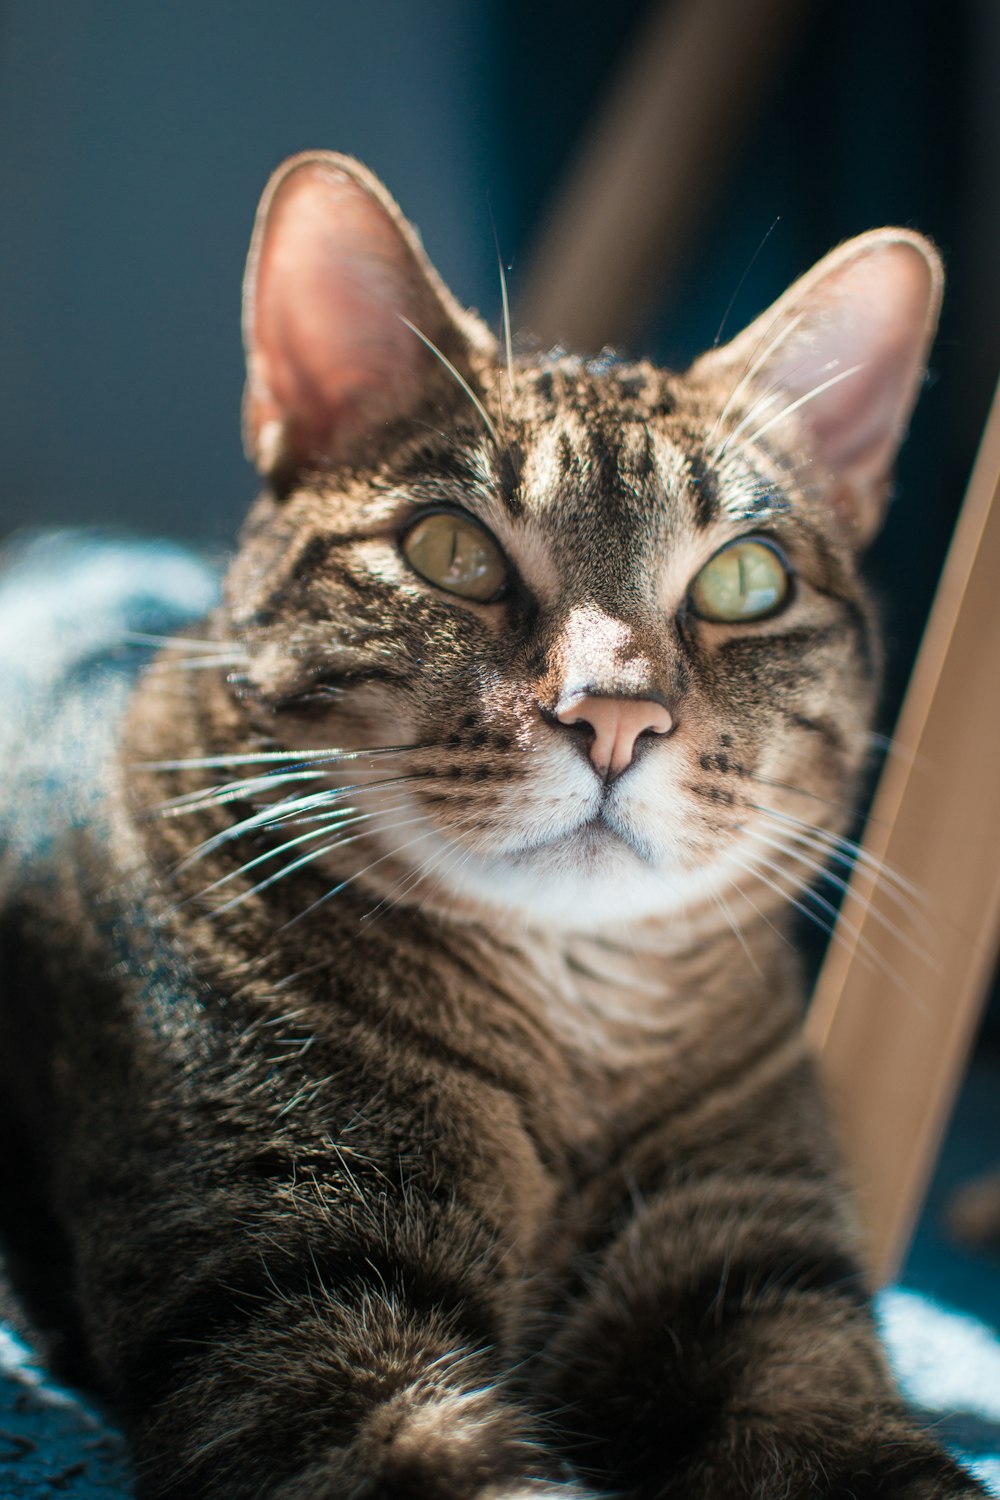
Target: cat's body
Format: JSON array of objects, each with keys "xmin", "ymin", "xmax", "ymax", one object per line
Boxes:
[{"xmin": 0, "ymin": 153, "xmax": 985, "ymax": 1499}]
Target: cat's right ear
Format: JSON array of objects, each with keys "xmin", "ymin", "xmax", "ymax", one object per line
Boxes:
[
  {"xmin": 691, "ymin": 230, "xmax": 943, "ymax": 546},
  {"xmin": 242, "ymin": 152, "xmax": 495, "ymax": 481}
]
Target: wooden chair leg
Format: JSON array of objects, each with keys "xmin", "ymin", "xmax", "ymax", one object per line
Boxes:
[{"xmin": 807, "ymin": 379, "xmax": 1000, "ymax": 1283}]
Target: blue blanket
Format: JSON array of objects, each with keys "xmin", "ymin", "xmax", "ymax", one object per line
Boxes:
[
  {"xmin": 3, "ymin": 1289, "xmax": 995, "ymax": 1498},
  {"xmin": 0, "ymin": 532, "xmax": 998, "ymax": 1496}
]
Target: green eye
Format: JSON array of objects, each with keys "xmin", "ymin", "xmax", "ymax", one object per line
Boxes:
[
  {"xmin": 402, "ymin": 511, "xmax": 508, "ymax": 602},
  {"xmin": 689, "ymin": 538, "xmax": 791, "ymax": 622}
]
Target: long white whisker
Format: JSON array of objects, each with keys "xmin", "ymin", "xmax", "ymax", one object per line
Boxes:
[
  {"xmin": 721, "ymin": 871, "xmax": 797, "ymax": 954},
  {"xmin": 183, "ymin": 804, "xmax": 414, "ymax": 906},
  {"xmin": 205, "ymin": 824, "xmax": 402, "ymax": 919},
  {"xmin": 708, "ymin": 311, "xmax": 805, "ymax": 455},
  {"xmin": 745, "ymin": 771, "xmax": 878, "ymax": 821},
  {"xmin": 865, "ymin": 730, "xmax": 937, "ymax": 777},
  {"xmin": 410, "ymin": 835, "xmax": 484, "ymax": 922},
  {"xmin": 749, "ymin": 827, "xmax": 937, "ymax": 970},
  {"xmin": 728, "ymin": 851, "xmax": 886, "ymax": 984},
  {"xmin": 729, "ymin": 851, "xmax": 839, "ymax": 941},
  {"xmin": 122, "ymin": 632, "xmax": 244, "ymax": 654},
  {"xmin": 283, "ymin": 816, "xmax": 449, "ymax": 929},
  {"xmin": 495, "ymin": 245, "xmax": 515, "ymax": 397},
  {"xmin": 750, "ymin": 803, "xmax": 925, "ymax": 906},
  {"xmin": 712, "ymin": 887, "xmax": 763, "ymax": 978},
  {"xmin": 141, "ymin": 743, "xmax": 431, "ymax": 773},
  {"xmin": 156, "ymin": 769, "xmax": 331, "ymax": 815},
  {"xmin": 199, "ymin": 803, "xmax": 430, "ymax": 920},
  {"xmin": 738, "ymin": 361, "xmax": 865, "ymax": 451},
  {"xmin": 362, "ymin": 811, "xmax": 482, "ymax": 923},
  {"xmin": 176, "ymin": 795, "xmax": 359, "ymax": 871},
  {"xmin": 745, "ymin": 847, "xmax": 919, "ymax": 991},
  {"xmin": 175, "ymin": 774, "xmax": 427, "ymax": 871},
  {"xmin": 399, "ymin": 316, "xmax": 500, "ymax": 448},
  {"xmin": 711, "ymin": 217, "xmax": 781, "ymax": 350}
]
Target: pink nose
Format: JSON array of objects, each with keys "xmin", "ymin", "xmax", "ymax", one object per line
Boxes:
[{"xmin": 555, "ymin": 694, "xmax": 673, "ymax": 779}]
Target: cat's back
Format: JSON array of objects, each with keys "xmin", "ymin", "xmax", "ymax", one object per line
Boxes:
[{"xmin": 0, "ymin": 531, "xmax": 218, "ymax": 1137}]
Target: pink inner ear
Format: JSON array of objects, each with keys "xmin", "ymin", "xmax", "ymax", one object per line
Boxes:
[
  {"xmin": 245, "ymin": 162, "xmax": 429, "ymax": 471},
  {"xmin": 765, "ymin": 240, "xmax": 939, "ymax": 483}
]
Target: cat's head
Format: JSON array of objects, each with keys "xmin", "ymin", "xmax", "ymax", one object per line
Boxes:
[{"xmin": 221, "ymin": 152, "xmax": 941, "ymax": 929}]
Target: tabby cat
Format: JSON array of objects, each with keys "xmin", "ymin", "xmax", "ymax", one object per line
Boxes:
[{"xmin": 0, "ymin": 152, "xmax": 984, "ymax": 1500}]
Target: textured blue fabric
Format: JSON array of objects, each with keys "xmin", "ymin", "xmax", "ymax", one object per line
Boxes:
[
  {"xmin": 0, "ymin": 533, "xmax": 998, "ymax": 1496},
  {"xmin": 3, "ymin": 1288, "xmax": 998, "ymax": 1498},
  {"xmin": 879, "ymin": 1290, "xmax": 1000, "ymax": 1494}
]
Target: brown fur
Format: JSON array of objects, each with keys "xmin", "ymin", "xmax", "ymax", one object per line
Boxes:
[{"xmin": 0, "ymin": 153, "xmax": 981, "ymax": 1499}]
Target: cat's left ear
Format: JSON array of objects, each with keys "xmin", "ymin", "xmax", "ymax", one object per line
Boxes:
[
  {"xmin": 242, "ymin": 152, "xmax": 495, "ymax": 481},
  {"xmin": 692, "ymin": 230, "xmax": 943, "ymax": 545}
]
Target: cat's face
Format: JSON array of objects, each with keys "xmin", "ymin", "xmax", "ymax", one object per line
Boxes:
[{"xmin": 222, "ymin": 154, "xmax": 941, "ymax": 930}]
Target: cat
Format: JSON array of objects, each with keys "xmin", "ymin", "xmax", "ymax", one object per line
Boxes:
[{"xmin": 0, "ymin": 150, "xmax": 986, "ymax": 1500}]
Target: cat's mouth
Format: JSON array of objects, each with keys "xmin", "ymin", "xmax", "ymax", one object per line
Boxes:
[{"xmin": 513, "ymin": 810, "xmax": 655, "ymax": 866}]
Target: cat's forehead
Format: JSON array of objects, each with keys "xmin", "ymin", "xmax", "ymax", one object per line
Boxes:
[
  {"xmin": 500, "ymin": 358, "xmax": 767, "ymax": 541},
  {"xmin": 508, "ymin": 357, "xmax": 678, "ymax": 424}
]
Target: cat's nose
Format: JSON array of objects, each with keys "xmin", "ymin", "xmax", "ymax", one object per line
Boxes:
[{"xmin": 554, "ymin": 694, "xmax": 674, "ymax": 780}]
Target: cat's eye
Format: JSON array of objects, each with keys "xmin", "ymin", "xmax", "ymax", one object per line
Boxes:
[
  {"xmin": 689, "ymin": 538, "xmax": 791, "ymax": 623},
  {"xmin": 401, "ymin": 511, "xmax": 508, "ymax": 602}
]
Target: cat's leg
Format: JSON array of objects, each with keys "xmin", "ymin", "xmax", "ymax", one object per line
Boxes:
[
  {"xmin": 48, "ymin": 981, "xmax": 598, "ymax": 1500},
  {"xmin": 76, "ymin": 1163, "xmax": 599, "ymax": 1500},
  {"xmin": 534, "ymin": 1049, "xmax": 986, "ymax": 1500}
]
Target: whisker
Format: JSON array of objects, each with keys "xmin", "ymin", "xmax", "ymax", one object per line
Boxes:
[
  {"xmin": 175, "ymin": 774, "xmax": 430, "ymax": 872},
  {"xmin": 750, "ymin": 803, "xmax": 925, "ymax": 906},
  {"xmin": 399, "ymin": 316, "xmax": 500, "ymax": 449},
  {"xmin": 743, "ymin": 847, "xmax": 918, "ymax": 992},
  {"xmin": 204, "ymin": 810, "xmax": 431, "ymax": 919},
  {"xmin": 408, "ymin": 837, "xmax": 484, "ymax": 923},
  {"xmin": 721, "ymin": 871, "xmax": 797, "ymax": 955},
  {"xmin": 491, "ymin": 215, "xmax": 515, "ymax": 399},
  {"xmin": 156, "ymin": 768, "xmax": 331, "ymax": 815},
  {"xmin": 737, "ymin": 360, "xmax": 865, "ymax": 453},
  {"xmin": 708, "ymin": 311, "xmax": 805, "ymax": 456},
  {"xmin": 728, "ymin": 851, "xmax": 839, "ymax": 943},
  {"xmin": 361, "ymin": 811, "xmax": 481, "ymax": 923},
  {"xmin": 745, "ymin": 770, "xmax": 881, "ymax": 821},
  {"xmin": 749, "ymin": 827, "xmax": 937, "ymax": 970},
  {"xmin": 121, "ymin": 632, "xmax": 244, "ymax": 654},
  {"xmin": 712, "ymin": 887, "xmax": 763, "ymax": 978},
  {"xmin": 283, "ymin": 816, "xmax": 448, "ymax": 929},
  {"xmin": 728, "ymin": 850, "xmax": 892, "ymax": 987},
  {"xmin": 864, "ymin": 730, "xmax": 937, "ymax": 777},
  {"xmin": 140, "ymin": 742, "xmax": 434, "ymax": 773},
  {"xmin": 180, "ymin": 805, "xmax": 410, "ymax": 906},
  {"xmin": 711, "ymin": 217, "xmax": 781, "ymax": 350}
]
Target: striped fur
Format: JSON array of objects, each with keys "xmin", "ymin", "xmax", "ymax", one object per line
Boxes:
[{"xmin": 0, "ymin": 155, "xmax": 980, "ymax": 1498}]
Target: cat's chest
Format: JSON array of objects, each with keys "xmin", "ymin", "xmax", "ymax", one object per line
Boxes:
[
  {"xmin": 535, "ymin": 937, "xmax": 687, "ymax": 1069},
  {"xmin": 470, "ymin": 919, "xmax": 797, "ymax": 1147},
  {"xmin": 460, "ymin": 927, "xmax": 730, "ymax": 1127}
]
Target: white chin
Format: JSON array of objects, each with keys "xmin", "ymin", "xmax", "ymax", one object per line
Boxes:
[{"xmin": 440, "ymin": 825, "xmax": 701, "ymax": 928}]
